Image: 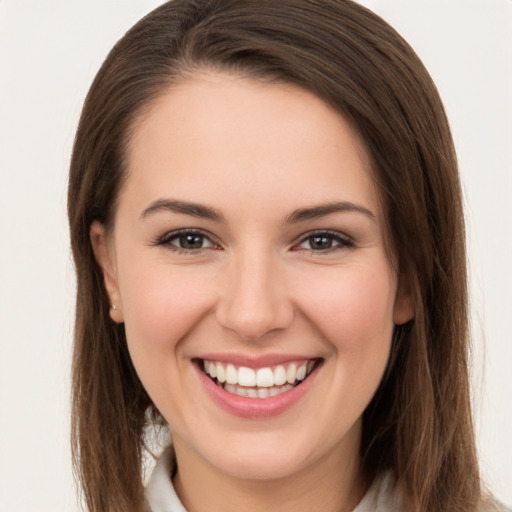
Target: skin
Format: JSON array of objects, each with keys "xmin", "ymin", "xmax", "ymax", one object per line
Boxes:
[{"xmin": 91, "ymin": 72, "xmax": 412, "ymax": 512}]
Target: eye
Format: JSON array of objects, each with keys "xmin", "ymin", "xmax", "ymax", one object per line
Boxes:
[
  {"xmin": 296, "ymin": 231, "xmax": 352, "ymax": 252},
  {"xmin": 157, "ymin": 229, "xmax": 218, "ymax": 251}
]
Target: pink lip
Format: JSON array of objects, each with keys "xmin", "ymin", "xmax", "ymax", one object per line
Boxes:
[
  {"xmin": 195, "ymin": 360, "xmax": 321, "ymax": 419},
  {"xmin": 197, "ymin": 352, "xmax": 315, "ymax": 368}
]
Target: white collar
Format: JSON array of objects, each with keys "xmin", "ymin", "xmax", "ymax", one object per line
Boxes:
[
  {"xmin": 145, "ymin": 448, "xmax": 187, "ymax": 512},
  {"xmin": 145, "ymin": 447, "xmax": 399, "ymax": 512}
]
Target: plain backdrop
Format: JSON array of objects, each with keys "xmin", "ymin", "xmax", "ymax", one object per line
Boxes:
[{"xmin": 0, "ymin": 1, "xmax": 510, "ymax": 511}]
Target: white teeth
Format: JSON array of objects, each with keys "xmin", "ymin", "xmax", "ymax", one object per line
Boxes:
[
  {"xmin": 257, "ymin": 388, "xmax": 269, "ymax": 398},
  {"xmin": 203, "ymin": 358, "xmax": 318, "ymax": 398},
  {"xmin": 256, "ymin": 367, "xmax": 274, "ymax": 387},
  {"xmin": 238, "ymin": 366, "xmax": 256, "ymax": 387},
  {"xmin": 224, "ymin": 383, "xmax": 236, "ymax": 394},
  {"xmin": 216, "ymin": 363, "xmax": 225, "ymax": 383},
  {"xmin": 235, "ymin": 387, "xmax": 247, "ymax": 397},
  {"xmin": 220, "ymin": 381, "xmax": 297, "ymax": 399},
  {"xmin": 274, "ymin": 365, "xmax": 287, "ymax": 386},
  {"xmin": 208, "ymin": 361, "xmax": 217, "ymax": 378},
  {"xmin": 269, "ymin": 387, "xmax": 280, "ymax": 397},
  {"xmin": 296, "ymin": 363, "xmax": 307, "ymax": 381},
  {"xmin": 286, "ymin": 363, "xmax": 297, "ymax": 384},
  {"xmin": 225, "ymin": 364, "xmax": 238, "ymax": 385}
]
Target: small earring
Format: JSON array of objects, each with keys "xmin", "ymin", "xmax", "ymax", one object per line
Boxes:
[{"xmin": 111, "ymin": 304, "xmax": 117, "ymax": 310}]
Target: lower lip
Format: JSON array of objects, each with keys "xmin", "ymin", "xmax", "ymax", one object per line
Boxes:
[{"xmin": 196, "ymin": 363, "xmax": 319, "ymax": 419}]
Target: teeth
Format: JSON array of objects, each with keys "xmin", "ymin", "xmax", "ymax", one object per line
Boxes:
[
  {"xmin": 216, "ymin": 363, "xmax": 226, "ymax": 383},
  {"xmin": 296, "ymin": 364, "xmax": 307, "ymax": 381},
  {"xmin": 257, "ymin": 388, "xmax": 269, "ymax": 398},
  {"xmin": 224, "ymin": 383, "xmax": 236, "ymax": 394},
  {"xmin": 246, "ymin": 388, "xmax": 258, "ymax": 398},
  {"xmin": 269, "ymin": 387, "xmax": 281, "ymax": 397},
  {"xmin": 220, "ymin": 381, "xmax": 296, "ymax": 398},
  {"xmin": 202, "ymin": 358, "xmax": 317, "ymax": 398},
  {"xmin": 207, "ymin": 361, "xmax": 217, "ymax": 378},
  {"xmin": 274, "ymin": 365, "xmax": 287, "ymax": 386},
  {"xmin": 286, "ymin": 363, "xmax": 297, "ymax": 384},
  {"xmin": 235, "ymin": 387, "xmax": 247, "ymax": 397},
  {"xmin": 256, "ymin": 367, "xmax": 274, "ymax": 387},
  {"xmin": 225, "ymin": 364, "xmax": 238, "ymax": 385},
  {"xmin": 238, "ymin": 366, "xmax": 256, "ymax": 387}
]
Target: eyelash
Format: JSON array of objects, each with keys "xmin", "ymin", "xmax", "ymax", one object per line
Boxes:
[{"xmin": 154, "ymin": 228, "xmax": 353, "ymax": 254}]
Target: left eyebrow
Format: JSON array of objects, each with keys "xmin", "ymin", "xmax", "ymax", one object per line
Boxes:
[
  {"xmin": 285, "ymin": 201, "xmax": 376, "ymax": 224},
  {"xmin": 140, "ymin": 199, "xmax": 226, "ymax": 223}
]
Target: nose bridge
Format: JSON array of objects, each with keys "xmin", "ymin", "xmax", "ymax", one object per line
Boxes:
[{"xmin": 216, "ymin": 242, "xmax": 293, "ymax": 340}]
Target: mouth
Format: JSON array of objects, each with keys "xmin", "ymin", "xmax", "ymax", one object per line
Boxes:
[{"xmin": 198, "ymin": 358, "xmax": 322, "ymax": 399}]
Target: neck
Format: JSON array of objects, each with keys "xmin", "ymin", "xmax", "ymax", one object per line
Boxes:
[{"xmin": 172, "ymin": 435, "xmax": 368, "ymax": 512}]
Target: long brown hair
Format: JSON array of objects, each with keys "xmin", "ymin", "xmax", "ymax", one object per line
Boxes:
[{"xmin": 68, "ymin": 1, "xmax": 481, "ymax": 511}]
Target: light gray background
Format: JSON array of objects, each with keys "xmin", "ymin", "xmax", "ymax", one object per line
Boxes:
[{"xmin": 0, "ymin": 1, "xmax": 510, "ymax": 511}]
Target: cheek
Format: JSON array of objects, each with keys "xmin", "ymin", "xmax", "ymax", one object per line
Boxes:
[
  {"xmin": 297, "ymin": 262, "xmax": 397, "ymax": 355},
  {"xmin": 118, "ymin": 257, "xmax": 216, "ymax": 353},
  {"xmin": 116, "ymin": 260, "xmax": 218, "ymax": 419},
  {"xmin": 300, "ymin": 263, "xmax": 397, "ymax": 423}
]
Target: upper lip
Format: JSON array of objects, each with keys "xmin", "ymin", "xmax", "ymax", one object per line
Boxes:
[{"xmin": 195, "ymin": 353, "xmax": 321, "ymax": 369}]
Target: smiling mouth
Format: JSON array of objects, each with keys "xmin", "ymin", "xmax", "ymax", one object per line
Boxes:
[{"xmin": 199, "ymin": 358, "xmax": 321, "ymax": 398}]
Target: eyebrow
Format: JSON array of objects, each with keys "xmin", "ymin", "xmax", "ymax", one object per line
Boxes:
[
  {"xmin": 140, "ymin": 199, "xmax": 226, "ymax": 222},
  {"xmin": 140, "ymin": 198, "xmax": 375, "ymax": 224},
  {"xmin": 285, "ymin": 201, "xmax": 376, "ymax": 224}
]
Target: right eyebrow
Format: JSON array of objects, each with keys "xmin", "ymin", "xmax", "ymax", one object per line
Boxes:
[
  {"xmin": 140, "ymin": 199, "xmax": 226, "ymax": 223},
  {"xmin": 285, "ymin": 201, "xmax": 376, "ymax": 224}
]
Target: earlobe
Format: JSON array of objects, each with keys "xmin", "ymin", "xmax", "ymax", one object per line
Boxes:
[
  {"xmin": 393, "ymin": 275, "xmax": 414, "ymax": 325},
  {"xmin": 90, "ymin": 221, "xmax": 124, "ymax": 323}
]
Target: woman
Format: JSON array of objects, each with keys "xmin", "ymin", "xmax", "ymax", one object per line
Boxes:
[{"xmin": 67, "ymin": 1, "xmax": 508, "ymax": 511}]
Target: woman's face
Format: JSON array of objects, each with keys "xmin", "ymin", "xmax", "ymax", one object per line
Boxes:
[{"xmin": 92, "ymin": 72, "xmax": 411, "ymax": 481}]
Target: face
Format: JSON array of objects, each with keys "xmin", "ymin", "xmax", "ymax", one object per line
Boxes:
[{"xmin": 92, "ymin": 72, "xmax": 412, "ymax": 482}]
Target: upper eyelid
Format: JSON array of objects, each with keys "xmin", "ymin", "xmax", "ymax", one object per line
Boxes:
[
  {"xmin": 162, "ymin": 227, "xmax": 210, "ymax": 237},
  {"xmin": 296, "ymin": 229, "xmax": 352, "ymax": 243},
  {"xmin": 155, "ymin": 228, "xmax": 219, "ymax": 246}
]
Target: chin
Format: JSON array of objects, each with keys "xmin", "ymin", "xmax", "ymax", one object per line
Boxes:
[
  {"xmin": 212, "ymin": 451, "xmax": 310, "ymax": 481},
  {"xmin": 194, "ymin": 428, "xmax": 339, "ymax": 482}
]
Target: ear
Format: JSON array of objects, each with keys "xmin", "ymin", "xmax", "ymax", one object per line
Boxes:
[
  {"xmin": 90, "ymin": 221, "xmax": 124, "ymax": 323},
  {"xmin": 393, "ymin": 274, "xmax": 414, "ymax": 325}
]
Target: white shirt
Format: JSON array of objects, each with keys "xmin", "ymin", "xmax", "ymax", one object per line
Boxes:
[{"xmin": 145, "ymin": 448, "xmax": 401, "ymax": 512}]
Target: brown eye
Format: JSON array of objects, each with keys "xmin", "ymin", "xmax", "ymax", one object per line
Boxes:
[
  {"xmin": 176, "ymin": 233, "xmax": 208, "ymax": 249},
  {"xmin": 308, "ymin": 235, "xmax": 334, "ymax": 250},
  {"xmin": 158, "ymin": 230, "xmax": 216, "ymax": 251},
  {"xmin": 297, "ymin": 231, "xmax": 352, "ymax": 252}
]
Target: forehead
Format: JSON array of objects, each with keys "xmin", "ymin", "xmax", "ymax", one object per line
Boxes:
[{"xmin": 122, "ymin": 71, "xmax": 381, "ymax": 221}]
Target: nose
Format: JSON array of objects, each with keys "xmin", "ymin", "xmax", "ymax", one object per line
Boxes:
[{"xmin": 215, "ymin": 249, "xmax": 294, "ymax": 341}]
